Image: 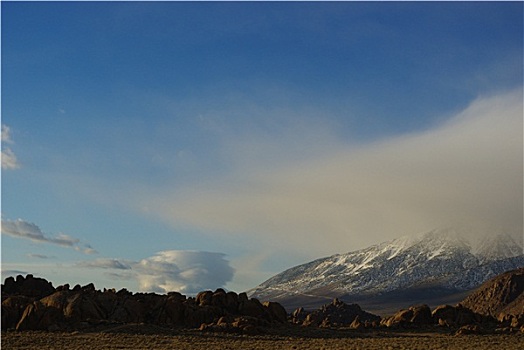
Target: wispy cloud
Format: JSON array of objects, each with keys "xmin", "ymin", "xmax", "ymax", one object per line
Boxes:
[
  {"xmin": 27, "ymin": 253, "xmax": 54, "ymax": 259},
  {"xmin": 1, "ymin": 218, "xmax": 98, "ymax": 255},
  {"xmin": 75, "ymin": 251, "xmax": 235, "ymax": 294},
  {"xmin": 1, "ymin": 125, "xmax": 14, "ymax": 144},
  {"xmin": 1, "ymin": 124, "xmax": 20, "ymax": 170},
  {"xmin": 145, "ymin": 88, "xmax": 523, "ymax": 258},
  {"xmin": 76, "ymin": 258, "xmax": 133, "ymax": 270},
  {"xmin": 76, "ymin": 244, "xmax": 98, "ymax": 255},
  {"xmin": 103, "ymin": 272, "xmax": 135, "ymax": 281},
  {"xmin": 1, "ymin": 148, "xmax": 20, "ymax": 170}
]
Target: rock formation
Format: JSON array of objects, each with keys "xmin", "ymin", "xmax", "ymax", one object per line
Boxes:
[
  {"xmin": 1, "ymin": 275, "xmax": 288, "ymax": 333},
  {"xmin": 292, "ymin": 298, "xmax": 380, "ymax": 328},
  {"xmin": 461, "ymin": 267, "xmax": 524, "ymax": 319},
  {"xmin": 3, "ymin": 269, "xmax": 523, "ymax": 334},
  {"xmin": 460, "ymin": 267, "xmax": 524, "ymax": 331},
  {"xmin": 2, "ymin": 274, "xmax": 55, "ymax": 299}
]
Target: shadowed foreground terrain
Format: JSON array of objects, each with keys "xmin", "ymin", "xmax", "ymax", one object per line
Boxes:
[{"xmin": 3, "ymin": 326, "xmax": 524, "ymax": 350}]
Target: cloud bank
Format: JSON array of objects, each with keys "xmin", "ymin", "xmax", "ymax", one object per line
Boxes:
[
  {"xmin": 75, "ymin": 251, "xmax": 235, "ymax": 294},
  {"xmin": 1, "ymin": 218, "xmax": 98, "ymax": 255},
  {"xmin": 146, "ymin": 89, "xmax": 523, "ymax": 258},
  {"xmin": 1, "ymin": 124, "xmax": 20, "ymax": 170}
]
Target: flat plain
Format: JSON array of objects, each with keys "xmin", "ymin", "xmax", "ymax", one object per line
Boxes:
[{"xmin": 3, "ymin": 325, "xmax": 524, "ymax": 350}]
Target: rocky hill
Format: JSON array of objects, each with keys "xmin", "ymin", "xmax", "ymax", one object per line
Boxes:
[
  {"xmin": 249, "ymin": 228, "xmax": 524, "ymax": 313},
  {"xmin": 461, "ymin": 267, "xmax": 524, "ymax": 320}
]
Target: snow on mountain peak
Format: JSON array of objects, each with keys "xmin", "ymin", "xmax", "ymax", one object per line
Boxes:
[
  {"xmin": 472, "ymin": 231, "xmax": 523, "ymax": 262},
  {"xmin": 249, "ymin": 227, "xmax": 524, "ymax": 302}
]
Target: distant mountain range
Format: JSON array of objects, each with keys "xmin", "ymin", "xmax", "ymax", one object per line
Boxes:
[{"xmin": 249, "ymin": 228, "xmax": 524, "ymax": 315}]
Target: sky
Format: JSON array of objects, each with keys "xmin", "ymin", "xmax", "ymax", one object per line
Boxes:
[{"xmin": 1, "ymin": 1, "xmax": 523, "ymax": 294}]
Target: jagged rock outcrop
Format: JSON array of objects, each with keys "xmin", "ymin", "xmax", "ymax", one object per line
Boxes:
[
  {"xmin": 292, "ymin": 298, "xmax": 380, "ymax": 328},
  {"xmin": 380, "ymin": 304, "xmax": 432, "ymax": 328},
  {"xmin": 1, "ymin": 275, "xmax": 288, "ymax": 332},
  {"xmin": 431, "ymin": 304, "xmax": 495, "ymax": 328},
  {"xmin": 379, "ymin": 303, "xmax": 497, "ymax": 331},
  {"xmin": 2, "ymin": 274, "xmax": 55, "ymax": 299}
]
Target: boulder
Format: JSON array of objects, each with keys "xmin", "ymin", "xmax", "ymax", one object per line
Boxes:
[
  {"xmin": 454, "ymin": 305, "xmax": 478, "ymax": 326},
  {"xmin": 199, "ymin": 315, "xmax": 266, "ymax": 335},
  {"xmin": 238, "ymin": 298, "xmax": 267, "ymax": 319},
  {"xmin": 238, "ymin": 292, "xmax": 249, "ymax": 302},
  {"xmin": 509, "ymin": 315, "xmax": 524, "ymax": 328},
  {"xmin": 16, "ymin": 301, "xmax": 64, "ymax": 331},
  {"xmin": 162, "ymin": 297, "xmax": 185, "ymax": 326},
  {"xmin": 456, "ymin": 324, "xmax": 483, "ymax": 335},
  {"xmin": 263, "ymin": 301, "xmax": 288, "ymax": 323},
  {"xmin": 211, "ymin": 289, "xmax": 227, "ymax": 308},
  {"xmin": 39, "ymin": 289, "xmax": 109, "ymax": 324},
  {"xmin": 224, "ymin": 291, "xmax": 239, "ymax": 313},
  {"xmin": 63, "ymin": 292, "xmax": 106, "ymax": 322},
  {"xmin": 410, "ymin": 304, "xmax": 432, "ymax": 324},
  {"xmin": 432, "ymin": 304, "xmax": 458, "ymax": 327},
  {"xmin": 291, "ymin": 307, "xmax": 309, "ymax": 324},
  {"xmin": 302, "ymin": 299, "xmax": 380, "ymax": 327},
  {"xmin": 183, "ymin": 303, "xmax": 220, "ymax": 328},
  {"xmin": 381, "ymin": 309, "xmax": 413, "ymax": 328},
  {"xmin": 1, "ymin": 296, "xmax": 32, "ymax": 330},
  {"xmin": 432, "ymin": 304, "xmax": 495, "ymax": 328},
  {"xmin": 196, "ymin": 291, "xmax": 213, "ymax": 306},
  {"xmin": 2, "ymin": 275, "xmax": 55, "ymax": 299},
  {"xmin": 109, "ymin": 296, "xmax": 146, "ymax": 323},
  {"xmin": 349, "ymin": 315, "xmax": 365, "ymax": 330},
  {"xmin": 381, "ymin": 305, "xmax": 432, "ymax": 328},
  {"xmin": 39, "ymin": 291, "xmax": 71, "ymax": 310}
]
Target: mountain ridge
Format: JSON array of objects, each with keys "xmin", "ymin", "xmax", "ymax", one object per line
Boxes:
[{"xmin": 249, "ymin": 228, "xmax": 524, "ymax": 314}]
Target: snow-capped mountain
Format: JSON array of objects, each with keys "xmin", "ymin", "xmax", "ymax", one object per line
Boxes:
[{"xmin": 249, "ymin": 228, "xmax": 524, "ymax": 312}]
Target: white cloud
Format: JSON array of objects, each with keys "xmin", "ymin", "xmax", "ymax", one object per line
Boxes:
[
  {"xmin": 145, "ymin": 88, "xmax": 523, "ymax": 259},
  {"xmin": 1, "ymin": 124, "xmax": 20, "ymax": 170},
  {"xmin": 135, "ymin": 251, "xmax": 234, "ymax": 294},
  {"xmin": 1, "ymin": 218, "xmax": 98, "ymax": 255},
  {"xmin": 75, "ymin": 244, "xmax": 98, "ymax": 255},
  {"xmin": 1, "ymin": 148, "xmax": 20, "ymax": 170}
]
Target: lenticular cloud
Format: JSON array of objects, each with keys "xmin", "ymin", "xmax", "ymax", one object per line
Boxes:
[
  {"xmin": 135, "ymin": 250, "xmax": 234, "ymax": 294},
  {"xmin": 1, "ymin": 218, "xmax": 97, "ymax": 255}
]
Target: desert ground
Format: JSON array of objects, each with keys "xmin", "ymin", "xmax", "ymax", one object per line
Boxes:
[{"xmin": 3, "ymin": 325, "xmax": 524, "ymax": 350}]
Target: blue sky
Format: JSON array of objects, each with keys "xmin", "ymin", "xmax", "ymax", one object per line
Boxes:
[{"xmin": 1, "ymin": 2, "xmax": 523, "ymax": 293}]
